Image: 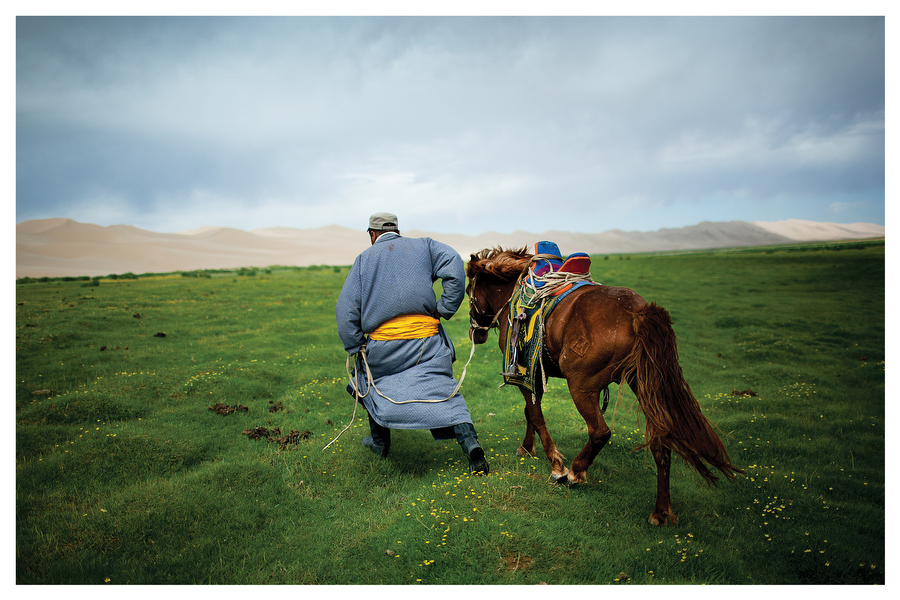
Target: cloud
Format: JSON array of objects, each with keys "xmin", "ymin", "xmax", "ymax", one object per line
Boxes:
[
  {"xmin": 16, "ymin": 16, "xmax": 885, "ymax": 234},
  {"xmin": 827, "ymin": 200, "xmax": 871, "ymax": 216}
]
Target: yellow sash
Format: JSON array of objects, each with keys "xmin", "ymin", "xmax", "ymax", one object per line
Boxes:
[{"xmin": 369, "ymin": 314, "xmax": 440, "ymax": 340}]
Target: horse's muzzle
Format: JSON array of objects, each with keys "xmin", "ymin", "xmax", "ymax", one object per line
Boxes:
[{"xmin": 470, "ymin": 327, "xmax": 489, "ymax": 345}]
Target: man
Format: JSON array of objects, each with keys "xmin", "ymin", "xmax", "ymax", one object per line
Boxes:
[{"xmin": 335, "ymin": 212, "xmax": 489, "ymax": 474}]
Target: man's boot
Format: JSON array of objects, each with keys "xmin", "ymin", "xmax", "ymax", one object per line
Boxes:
[
  {"xmin": 362, "ymin": 414, "xmax": 391, "ymax": 458},
  {"xmin": 454, "ymin": 422, "xmax": 489, "ymax": 474}
]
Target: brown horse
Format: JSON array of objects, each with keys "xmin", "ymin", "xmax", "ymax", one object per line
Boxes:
[{"xmin": 466, "ymin": 247, "xmax": 742, "ymax": 525}]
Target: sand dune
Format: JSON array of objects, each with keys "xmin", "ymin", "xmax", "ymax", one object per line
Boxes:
[
  {"xmin": 15, "ymin": 218, "xmax": 884, "ymax": 279},
  {"xmin": 752, "ymin": 219, "xmax": 885, "ymax": 242}
]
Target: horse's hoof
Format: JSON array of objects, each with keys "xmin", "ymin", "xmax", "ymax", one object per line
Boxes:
[
  {"xmin": 550, "ymin": 472, "xmax": 570, "ymax": 485},
  {"xmin": 516, "ymin": 446, "xmax": 535, "ymax": 457},
  {"xmin": 648, "ymin": 510, "xmax": 676, "ymax": 526}
]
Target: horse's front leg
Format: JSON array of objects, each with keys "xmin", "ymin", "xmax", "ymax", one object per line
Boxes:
[
  {"xmin": 648, "ymin": 438, "xmax": 677, "ymax": 526},
  {"xmin": 518, "ymin": 388, "xmax": 568, "ymax": 481},
  {"xmin": 517, "ymin": 409, "xmax": 536, "ymax": 457}
]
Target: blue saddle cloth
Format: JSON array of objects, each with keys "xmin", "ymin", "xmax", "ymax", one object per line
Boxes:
[{"xmin": 502, "ymin": 241, "xmax": 596, "ymax": 393}]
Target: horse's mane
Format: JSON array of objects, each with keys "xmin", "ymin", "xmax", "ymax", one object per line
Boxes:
[{"xmin": 466, "ymin": 246, "xmax": 533, "ymax": 282}]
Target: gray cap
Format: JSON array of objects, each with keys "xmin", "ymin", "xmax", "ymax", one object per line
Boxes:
[{"xmin": 368, "ymin": 212, "xmax": 399, "ymax": 231}]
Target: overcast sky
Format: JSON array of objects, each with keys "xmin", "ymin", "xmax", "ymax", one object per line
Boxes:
[{"xmin": 15, "ymin": 15, "xmax": 885, "ymax": 235}]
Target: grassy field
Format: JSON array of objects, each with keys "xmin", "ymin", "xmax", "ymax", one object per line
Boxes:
[{"xmin": 15, "ymin": 241, "xmax": 884, "ymax": 585}]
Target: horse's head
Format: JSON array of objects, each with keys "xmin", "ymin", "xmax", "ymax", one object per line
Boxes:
[
  {"xmin": 466, "ymin": 247, "xmax": 531, "ymax": 345},
  {"xmin": 466, "ymin": 271, "xmax": 494, "ymax": 345}
]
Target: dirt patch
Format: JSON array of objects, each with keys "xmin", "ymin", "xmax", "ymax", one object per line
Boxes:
[
  {"xmin": 208, "ymin": 403, "xmax": 249, "ymax": 415},
  {"xmin": 242, "ymin": 426, "xmax": 313, "ymax": 449},
  {"xmin": 500, "ymin": 553, "xmax": 533, "ymax": 572},
  {"xmin": 242, "ymin": 426, "xmax": 270, "ymax": 440},
  {"xmin": 732, "ymin": 389, "xmax": 758, "ymax": 397},
  {"xmin": 268, "ymin": 400, "xmax": 284, "ymax": 413}
]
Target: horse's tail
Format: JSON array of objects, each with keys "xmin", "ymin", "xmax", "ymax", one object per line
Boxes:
[{"xmin": 622, "ymin": 302, "xmax": 743, "ymax": 485}]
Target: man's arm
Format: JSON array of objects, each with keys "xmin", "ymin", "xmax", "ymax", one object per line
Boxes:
[
  {"xmin": 335, "ymin": 259, "xmax": 365, "ymax": 353},
  {"xmin": 430, "ymin": 239, "xmax": 466, "ymax": 319}
]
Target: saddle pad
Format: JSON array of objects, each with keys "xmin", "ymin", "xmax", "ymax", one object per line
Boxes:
[
  {"xmin": 502, "ymin": 279, "xmax": 593, "ymax": 393},
  {"xmin": 503, "ymin": 241, "xmax": 597, "ymax": 392}
]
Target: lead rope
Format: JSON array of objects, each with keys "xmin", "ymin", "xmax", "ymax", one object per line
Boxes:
[
  {"xmin": 322, "ymin": 330, "xmax": 479, "ymax": 451},
  {"xmin": 321, "ymin": 355, "xmax": 364, "ymax": 451},
  {"xmin": 358, "ymin": 334, "xmax": 478, "ymax": 405}
]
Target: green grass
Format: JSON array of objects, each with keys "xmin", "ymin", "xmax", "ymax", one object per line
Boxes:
[{"xmin": 16, "ymin": 242, "xmax": 884, "ymax": 584}]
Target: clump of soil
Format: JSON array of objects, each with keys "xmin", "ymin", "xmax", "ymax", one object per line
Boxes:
[
  {"xmin": 242, "ymin": 426, "xmax": 313, "ymax": 449},
  {"xmin": 242, "ymin": 426, "xmax": 270, "ymax": 440},
  {"xmin": 209, "ymin": 403, "xmax": 249, "ymax": 415},
  {"xmin": 500, "ymin": 553, "xmax": 533, "ymax": 572},
  {"xmin": 732, "ymin": 389, "xmax": 758, "ymax": 397},
  {"xmin": 268, "ymin": 400, "xmax": 284, "ymax": 413}
]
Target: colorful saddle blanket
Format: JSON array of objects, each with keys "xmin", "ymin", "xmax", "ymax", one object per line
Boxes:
[{"xmin": 502, "ymin": 241, "xmax": 597, "ymax": 393}]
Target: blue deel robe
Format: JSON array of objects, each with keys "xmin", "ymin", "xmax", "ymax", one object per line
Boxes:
[{"xmin": 335, "ymin": 232, "xmax": 473, "ymax": 432}]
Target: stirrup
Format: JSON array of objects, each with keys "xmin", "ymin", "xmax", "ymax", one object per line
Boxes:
[{"xmin": 501, "ymin": 364, "xmax": 526, "ymax": 379}]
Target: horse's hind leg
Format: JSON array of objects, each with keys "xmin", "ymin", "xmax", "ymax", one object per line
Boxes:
[
  {"xmin": 519, "ymin": 388, "xmax": 568, "ymax": 481},
  {"xmin": 566, "ymin": 385, "xmax": 612, "ymax": 485},
  {"xmin": 648, "ymin": 438, "xmax": 677, "ymax": 526}
]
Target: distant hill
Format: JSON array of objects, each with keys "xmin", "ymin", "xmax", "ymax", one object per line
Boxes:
[{"xmin": 15, "ymin": 218, "xmax": 884, "ymax": 279}]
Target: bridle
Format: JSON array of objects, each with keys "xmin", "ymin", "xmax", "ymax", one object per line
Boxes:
[{"xmin": 467, "ymin": 272, "xmax": 509, "ymax": 335}]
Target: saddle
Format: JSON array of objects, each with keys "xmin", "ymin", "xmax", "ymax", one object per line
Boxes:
[
  {"xmin": 528, "ymin": 241, "xmax": 592, "ymax": 294},
  {"xmin": 502, "ymin": 241, "xmax": 597, "ymax": 393}
]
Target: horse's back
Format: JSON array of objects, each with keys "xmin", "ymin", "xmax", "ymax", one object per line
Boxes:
[
  {"xmin": 545, "ymin": 284, "xmax": 646, "ymax": 381},
  {"xmin": 562, "ymin": 284, "xmax": 647, "ymax": 323}
]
